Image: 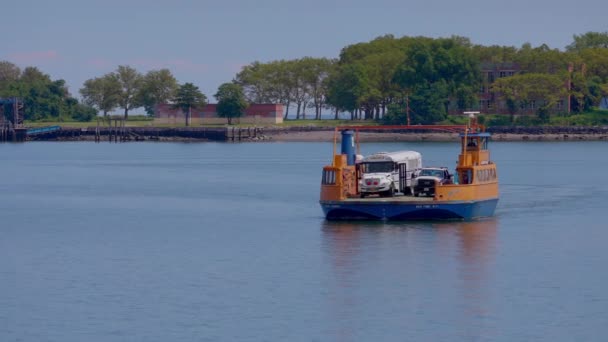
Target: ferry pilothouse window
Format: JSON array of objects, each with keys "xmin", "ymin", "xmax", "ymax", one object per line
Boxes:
[
  {"xmin": 322, "ymin": 170, "xmax": 336, "ymax": 185},
  {"xmin": 467, "ymin": 138, "xmax": 478, "ymax": 148},
  {"xmin": 361, "ymin": 162, "xmax": 394, "ymax": 173}
]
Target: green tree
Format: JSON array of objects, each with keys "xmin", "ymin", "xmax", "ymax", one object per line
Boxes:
[
  {"xmin": 273, "ymin": 60, "xmax": 297, "ymax": 119},
  {"xmin": 214, "ymin": 83, "xmax": 248, "ymax": 125},
  {"xmin": 299, "ymin": 57, "xmax": 335, "ymax": 120},
  {"xmin": 115, "ymin": 65, "xmax": 143, "ymax": 119},
  {"xmin": 0, "ymin": 61, "xmax": 21, "ymax": 95},
  {"xmin": 68, "ymin": 103, "xmax": 98, "ymax": 122},
  {"xmin": 173, "ymin": 83, "xmax": 207, "ymax": 126},
  {"xmin": 326, "ymin": 63, "xmax": 371, "ymax": 119},
  {"xmin": 80, "ymin": 73, "xmax": 121, "ymax": 116},
  {"xmin": 578, "ymin": 48, "xmax": 608, "ymax": 96},
  {"xmin": 566, "ymin": 31, "xmax": 608, "ymax": 52},
  {"xmin": 393, "ymin": 37, "xmax": 480, "ymax": 123},
  {"xmin": 333, "ymin": 35, "xmax": 413, "ymax": 120},
  {"xmin": 472, "ymin": 45, "xmax": 518, "ymax": 64},
  {"xmin": 4, "ymin": 66, "xmax": 84, "ymax": 121},
  {"xmin": 288, "ymin": 59, "xmax": 310, "ymax": 119},
  {"xmin": 236, "ymin": 61, "xmax": 272, "ymax": 103},
  {"xmin": 18, "ymin": 67, "xmax": 61, "ymax": 120},
  {"xmin": 138, "ymin": 69, "xmax": 179, "ymax": 116},
  {"xmin": 236, "ymin": 60, "xmax": 295, "ymax": 119},
  {"xmin": 492, "ymin": 73, "xmax": 567, "ymax": 120},
  {"xmin": 514, "ymin": 43, "xmax": 568, "ymax": 74}
]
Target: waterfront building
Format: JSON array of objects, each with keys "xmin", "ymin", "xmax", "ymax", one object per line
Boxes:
[{"xmin": 154, "ymin": 103, "xmax": 284, "ymax": 125}]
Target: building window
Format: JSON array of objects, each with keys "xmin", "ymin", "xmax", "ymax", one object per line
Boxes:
[
  {"xmin": 529, "ymin": 100, "xmax": 536, "ymax": 109},
  {"xmin": 499, "ymin": 71, "xmax": 507, "ymax": 78},
  {"xmin": 557, "ymin": 100, "xmax": 564, "ymax": 109},
  {"xmin": 487, "ymin": 100, "xmax": 493, "ymax": 109},
  {"xmin": 487, "ymin": 72, "xmax": 494, "ymax": 82},
  {"xmin": 507, "ymin": 71, "xmax": 515, "ymax": 77},
  {"xmin": 480, "ymin": 85, "xmax": 485, "ymax": 93}
]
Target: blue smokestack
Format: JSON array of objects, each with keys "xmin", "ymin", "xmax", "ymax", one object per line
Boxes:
[{"xmin": 341, "ymin": 130, "xmax": 356, "ymax": 165}]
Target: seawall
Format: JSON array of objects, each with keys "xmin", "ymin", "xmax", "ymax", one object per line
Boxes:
[{"xmin": 24, "ymin": 125, "xmax": 608, "ymax": 142}]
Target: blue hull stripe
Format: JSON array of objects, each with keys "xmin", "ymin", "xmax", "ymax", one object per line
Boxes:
[{"xmin": 321, "ymin": 198, "xmax": 498, "ymax": 221}]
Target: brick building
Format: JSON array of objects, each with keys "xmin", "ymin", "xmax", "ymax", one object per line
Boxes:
[
  {"xmin": 154, "ymin": 103, "xmax": 284, "ymax": 125},
  {"xmin": 449, "ymin": 62, "xmax": 567, "ymax": 115},
  {"xmin": 478, "ymin": 62, "xmax": 518, "ymax": 114}
]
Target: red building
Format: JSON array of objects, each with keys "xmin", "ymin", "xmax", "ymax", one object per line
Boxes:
[{"xmin": 154, "ymin": 103, "xmax": 284, "ymax": 125}]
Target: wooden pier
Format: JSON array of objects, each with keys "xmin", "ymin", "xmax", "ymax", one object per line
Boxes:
[
  {"xmin": 0, "ymin": 121, "xmax": 9, "ymax": 142},
  {"xmin": 225, "ymin": 126, "xmax": 264, "ymax": 141},
  {"xmin": 95, "ymin": 116, "xmax": 129, "ymax": 143}
]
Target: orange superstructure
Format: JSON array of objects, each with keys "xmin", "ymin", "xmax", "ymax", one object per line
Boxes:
[
  {"xmin": 320, "ymin": 154, "xmax": 358, "ymax": 201},
  {"xmin": 435, "ymin": 129, "xmax": 499, "ymax": 202}
]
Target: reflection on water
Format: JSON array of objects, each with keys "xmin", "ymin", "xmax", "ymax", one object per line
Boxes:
[
  {"xmin": 441, "ymin": 220, "xmax": 498, "ymax": 324},
  {"xmin": 321, "ymin": 219, "xmax": 498, "ymax": 340}
]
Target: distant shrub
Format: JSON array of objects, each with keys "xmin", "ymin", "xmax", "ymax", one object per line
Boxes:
[
  {"xmin": 549, "ymin": 109, "xmax": 608, "ymax": 126},
  {"xmin": 486, "ymin": 115, "xmax": 513, "ymax": 126},
  {"xmin": 127, "ymin": 115, "xmax": 153, "ymax": 121},
  {"xmin": 439, "ymin": 115, "xmax": 469, "ymax": 125},
  {"xmin": 70, "ymin": 104, "xmax": 97, "ymax": 122},
  {"xmin": 515, "ymin": 116, "xmax": 543, "ymax": 126}
]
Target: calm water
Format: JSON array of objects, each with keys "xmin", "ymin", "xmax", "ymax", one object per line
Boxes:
[{"xmin": 1, "ymin": 140, "xmax": 607, "ymax": 341}]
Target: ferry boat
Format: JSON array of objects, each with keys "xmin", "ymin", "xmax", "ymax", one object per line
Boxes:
[{"xmin": 319, "ymin": 119, "xmax": 499, "ymax": 220}]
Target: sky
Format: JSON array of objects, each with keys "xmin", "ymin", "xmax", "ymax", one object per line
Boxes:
[{"xmin": 1, "ymin": 0, "xmax": 606, "ymax": 104}]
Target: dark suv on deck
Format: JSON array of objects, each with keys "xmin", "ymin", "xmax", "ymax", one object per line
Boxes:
[{"xmin": 412, "ymin": 167, "xmax": 452, "ymax": 197}]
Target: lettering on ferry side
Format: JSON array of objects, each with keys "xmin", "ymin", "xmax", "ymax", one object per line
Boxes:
[
  {"xmin": 447, "ymin": 190, "xmax": 460, "ymax": 198},
  {"xmin": 415, "ymin": 204, "xmax": 439, "ymax": 209}
]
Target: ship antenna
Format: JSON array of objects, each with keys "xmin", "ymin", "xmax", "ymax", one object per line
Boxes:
[
  {"xmin": 462, "ymin": 111, "xmax": 479, "ymax": 166},
  {"xmin": 464, "ymin": 111, "xmax": 480, "ymax": 132}
]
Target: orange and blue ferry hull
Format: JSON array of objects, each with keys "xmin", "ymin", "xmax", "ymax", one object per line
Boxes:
[{"xmin": 320, "ymin": 198, "xmax": 498, "ymax": 221}]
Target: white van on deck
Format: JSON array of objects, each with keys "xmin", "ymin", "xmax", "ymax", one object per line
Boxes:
[{"xmin": 358, "ymin": 151, "xmax": 422, "ymax": 197}]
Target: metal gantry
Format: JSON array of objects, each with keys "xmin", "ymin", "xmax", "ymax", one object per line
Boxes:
[{"xmin": 0, "ymin": 97, "xmax": 25, "ymax": 142}]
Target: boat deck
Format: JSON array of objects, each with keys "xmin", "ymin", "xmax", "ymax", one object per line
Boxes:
[{"xmin": 342, "ymin": 194, "xmax": 435, "ymax": 203}]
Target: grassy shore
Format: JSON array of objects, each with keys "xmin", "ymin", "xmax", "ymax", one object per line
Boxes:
[
  {"xmin": 25, "ymin": 109, "xmax": 607, "ymax": 129},
  {"xmin": 24, "ymin": 119, "xmax": 382, "ymax": 129},
  {"xmin": 23, "ymin": 111, "xmax": 607, "ymax": 143}
]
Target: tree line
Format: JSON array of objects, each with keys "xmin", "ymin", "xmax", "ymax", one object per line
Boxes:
[
  {"xmin": 1, "ymin": 31, "xmax": 606, "ymax": 124},
  {"xmin": 0, "ymin": 62, "xmax": 96, "ymax": 122},
  {"xmin": 236, "ymin": 32, "xmax": 608, "ymax": 124},
  {"xmin": 0, "ymin": 63, "xmax": 246, "ymax": 125}
]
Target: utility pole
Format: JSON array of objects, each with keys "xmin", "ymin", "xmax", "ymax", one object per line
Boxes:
[
  {"xmin": 406, "ymin": 93, "xmax": 411, "ymax": 126},
  {"xmin": 567, "ymin": 62, "xmax": 573, "ymax": 114}
]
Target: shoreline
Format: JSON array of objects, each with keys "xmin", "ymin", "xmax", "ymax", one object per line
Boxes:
[
  {"xmin": 264, "ymin": 131, "xmax": 608, "ymax": 142},
  {"xmin": 46, "ymin": 131, "xmax": 608, "ymax": 142},
  {"xmin": 22, "ymin": 125, "xmax": 608, "ymax": 142}
]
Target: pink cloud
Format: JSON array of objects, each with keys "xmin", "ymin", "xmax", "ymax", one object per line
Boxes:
[{"xmin": 8, "ymin": 50, "xmax": 59, "ymax": 64}]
